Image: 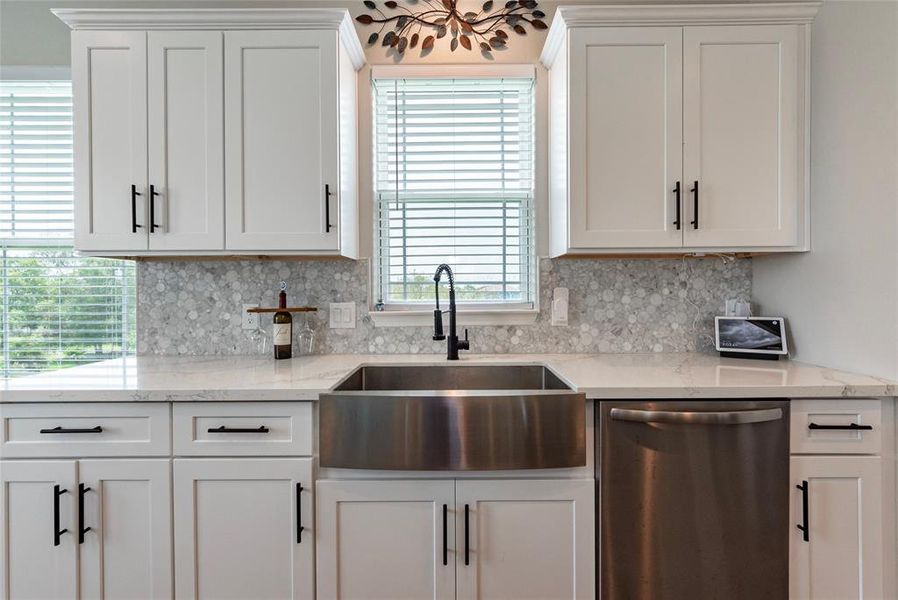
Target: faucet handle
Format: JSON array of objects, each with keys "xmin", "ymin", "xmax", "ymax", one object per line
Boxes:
[{"xmin": 458, "ymin": 328, "xmax": 470, "ymax": 351}]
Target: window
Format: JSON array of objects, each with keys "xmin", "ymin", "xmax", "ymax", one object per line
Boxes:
[
  {"xmin": 373, "ymin": 76, "xmax": 536, "ymax": 311},
  {"xmin": 1, "ymin": 80, "xmax": 135, "ymax": 378}
]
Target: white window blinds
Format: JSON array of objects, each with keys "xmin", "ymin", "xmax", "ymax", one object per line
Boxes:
[
  {"xmin": 1, "ymin": 80, "xmax": 136, "ymax": 378},
  {"xmin": 373, "ymin": 77, "xmax": 535, "ymax": 307}
]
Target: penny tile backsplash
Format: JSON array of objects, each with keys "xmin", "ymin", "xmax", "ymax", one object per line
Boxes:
[{"xmin": 136, "ymin": 257, "xmax": 751, "ymax": 355}]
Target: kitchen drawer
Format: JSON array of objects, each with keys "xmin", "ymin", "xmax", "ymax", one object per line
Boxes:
[
  {"xmin": 173, "ymin": 402, "xmax": 313, "ymax": 456},
  {"xmin": 790, "ymin": 399, "xmax": 882, "ymax": 455},
  {"xmin": 0, "ymin": 403, "xmax": 171, "ymax": 458}
]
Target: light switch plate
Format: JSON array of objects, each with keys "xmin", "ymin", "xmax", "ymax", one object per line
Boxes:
[
  {"xmin": 552, "ymin": 288, "xmax": 569, "ymax": 326},
  {"xmin": 329, "ymin": 302, "xmax": 356, "ymax": 329}
]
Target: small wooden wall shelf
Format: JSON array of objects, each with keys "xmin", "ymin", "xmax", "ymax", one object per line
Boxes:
[{"xmin": 246, "ymin": 307, "xmax": 318, "ymax": 314}]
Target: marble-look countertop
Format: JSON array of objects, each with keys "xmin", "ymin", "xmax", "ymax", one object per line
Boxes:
[{"xmin": 1, "ymin": 353, "xmax": 895, "ymax": 402}]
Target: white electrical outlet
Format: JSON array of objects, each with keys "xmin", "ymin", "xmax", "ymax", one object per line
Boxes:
[
  {"xmin": 329, "ymin": 302, "xmax": 356, "ymax": 329},
  {"xmin": 552, "ymin": 287, "xmax": 569, "ymax": 326},
  {"xmin": 242, "ymin": 304, "xmax": 260, "ymax": 330}
]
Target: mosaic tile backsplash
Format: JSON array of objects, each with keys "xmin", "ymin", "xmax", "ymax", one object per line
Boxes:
[{"xmin": 136, "ymin": 257, "xmax": 751, "ymax": 355}]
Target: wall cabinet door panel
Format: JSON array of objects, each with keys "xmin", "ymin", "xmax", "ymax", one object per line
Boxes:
[
  {"xmin": 683, "ymin": 25, "xmax": 800, "ymax": 247},
  {"xmin": 0, "ymin": 460, "xmax": 78, "ymax": 599},
  {"xmin": 147, "ymin": 31, "xmax": 224, "ymax": 251},
  {"xmin": 224, "ymin": 30, "xmax": 339, "ymax": 251},
  {"xmin": 316, "ymin": 479, "xmax": 456, "ymax": 600},
  {"xmin": 79, "ymin": 459, "xmax": 173, "ymax": 599},
  {"xmin": 568, "ymin": 27, "xmax": 683, "ymax": 249},
  {"xmin": 173, "ymin": 458, "xmax": 313, "ymax": 600},
  {"xmin": 455, "ymin": 479, "xmax": 595, "ymax": 600},
  {"xmin": 72, "ymin": 31, "xmax": 148, "ymax": 252},
  {"xmin": 789, "ymin": 456, "xmax": 883, "ymax": 599}
]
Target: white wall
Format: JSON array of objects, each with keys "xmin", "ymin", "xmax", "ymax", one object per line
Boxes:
[{"xmin": 753, "ymin": 0, "xmax": 898, "ymax": 379}]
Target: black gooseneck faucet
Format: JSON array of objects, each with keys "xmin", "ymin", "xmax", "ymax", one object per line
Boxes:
[{"xmin": 433, "ymin": 264, "xmax": 470, "ymax": 360}]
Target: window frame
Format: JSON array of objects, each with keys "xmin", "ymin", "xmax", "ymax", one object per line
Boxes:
[{"xmin": 368, "ymin": 65, "xmax": 539, "ymax": 327}]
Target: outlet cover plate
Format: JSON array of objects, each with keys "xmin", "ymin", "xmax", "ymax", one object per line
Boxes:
[
  {"xmin": 329, "ymin": 302, "xmax": 356, "ymax": 329},
  {"xmin": 242, "ymin": 304, "xmax": 260, "ymax": 330}
]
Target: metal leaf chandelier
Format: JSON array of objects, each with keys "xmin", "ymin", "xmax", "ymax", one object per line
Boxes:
[{"xmin": 356, "ymin": 0, "xmax": 547, "ymax": 57}]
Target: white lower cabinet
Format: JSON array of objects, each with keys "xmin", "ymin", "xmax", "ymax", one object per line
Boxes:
[
  {"xmin": 456, "ymin": 479, "xmax": 595, "ymax": 600},
  {"xmin": 316, "ymin": 478, "xmax": 595, "ymax": 600},
  {"xmin": 316, "ymin": 479, "xmax": 456, "ymax": 600},
  {"xmin": 789, "ymin": 455, "xmax": 884, "ymax": 600},
  {"xmin": 173, "ymin": 458, "xmax": 314, "ymax": 600},
  {"xmin": 0, "ymin": 460, "xmax": 78, "ymax": 599},
  {"xmin": 79, "ymin": 459, "xmax": 173, "ymax": 599},
  {"xmin": 0, "ymin": 458, "xmax": 172, "ymax": 600}
]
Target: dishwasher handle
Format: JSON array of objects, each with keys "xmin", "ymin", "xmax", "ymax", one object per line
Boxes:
[{"xmin": 610, "ymin": 407, "xmax": 783, "ymax": 425}]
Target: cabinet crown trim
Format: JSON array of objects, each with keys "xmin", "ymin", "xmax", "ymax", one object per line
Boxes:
[
  {"xmin": 540, "ymin": 2, "xmax": 821, "ymax": 66},
  {"xmin": 53, "ymin": 8, "xmax": 365, "ymax": 68}
]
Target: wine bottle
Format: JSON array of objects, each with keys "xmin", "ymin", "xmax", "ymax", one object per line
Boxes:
[{"xmin": 273, "ymin": 282, "xmax": 292, "ymax": 360}]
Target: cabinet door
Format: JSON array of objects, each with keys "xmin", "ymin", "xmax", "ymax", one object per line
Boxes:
[
  {"xmin": 79, "ymin": 459, "xmax": 173, "ymax": 599},
  {"xmin": 224, "ymin": 30, "xmax": 339, "ymax": 251},
  {"xmin": 455, "ymin": 479, "xmax": 594, "ymax": 600},
  {"xmin": 147, "ymin": 32, "xmax": 224, "ymax": 251},
  {"xmin": 0, "ymin": 460, "xmax": 78, "ymax": 599},
  {"xmin": 72, "ymin": 31, "xmax": 148, "ymax": 252},
  {"xmin": 316, "ymin": 479, "xmax": 456, "ymax": 600},
  {"xmin": 568, "ymin": 27, "xmax": 683, "ymax": 249},
  {"xmin": 173, "ymin": 458, "xmax": 313, "ymax": 600},
  {"xmin": 790, "ymin": 456, "xmax": 883, "ymax": 599},
  {"xmin": 683, "ymin": 25, "xmax": 800, "ymax": 248}
]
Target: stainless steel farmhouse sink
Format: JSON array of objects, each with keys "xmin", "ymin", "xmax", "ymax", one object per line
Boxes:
[{"xmin": 319, "ymin": 365, "xmax": 586, "ymax": 471}]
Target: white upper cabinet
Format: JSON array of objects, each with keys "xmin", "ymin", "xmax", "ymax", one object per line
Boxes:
[
  {"xmin": 542, "ymin": 3, "xmax": 818, "ymax": 255},
  {"xmin": 57, "ymin": 9, "xmax": 364, "ymax": 257},
  {"xmin": 224, "ymin": 30, "xmax": 339, "ymax": 252},
  {"xmin": 71, "ymin": 31, "xmax": 148, "ymax": 252},
  {"xmin": 147, "ymin": 31, "xmax": 224, "ymax": 251},
  {"xmin": 683, "ymin": 25, "xmax": 799, "ymax": 248},
  {"xmin": 568, "ymin": 27, "xmax": 683, "ymax": 249}
]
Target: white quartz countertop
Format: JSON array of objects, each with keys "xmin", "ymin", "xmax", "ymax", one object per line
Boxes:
[{"xmin": 1, "ymin": 353, "xmax": 895, "ymax": 402}]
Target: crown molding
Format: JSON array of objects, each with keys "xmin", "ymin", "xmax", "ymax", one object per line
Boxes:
[
  {"xmin": 540, "ymin": 2, "xmax": 822, "ymax": 67},
  {"xmin": 51, "ymin": 8, "xmax": 365, "ymax": 69}
]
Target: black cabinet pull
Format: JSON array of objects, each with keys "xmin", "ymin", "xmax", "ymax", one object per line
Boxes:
[
  {"xmin": 78, "ymin": 483, "xmax": 92, "ymax": 544},
  {"xmin": 40, "ymin": 426, "xmax": 103, "ymax": 434},
  {"xmin": 130, "ymin": 185, "xmax": 142, "ymax": 233},
  {"xmin": 672, "ymin": 181, "xmax": 681, "ymax": 230},
  {"xmin": 690, "ymin": 180, "xmax": 699, "ymax": 229},
  {"xmin": 324, "ymin": 184, "xmax": 333, "ymax": 233},
  {"xmin": 296, "ymin": 483, "xmax": 304, "ymax": 544},
  {"xmin": 464, "ymin": 503, "xmax": 470, "ymax": 566},
  {"xmin": 808, "ymin": 422, "xmax": 873, "ymax": 431},
  {"xmin": 54, "ymin": 485, "xmax": 68, "ymax": 547},
  {"xmin": 149, "ymin": 184, "xmax": 160, "ymax": 232},
  {"xmin": 796, "ymin": 480, "xmax": 809, "ymax": 542},
  {"xmin": 442, "ymin": 504, "xmax": 448, "ymax": 566},
  {"xmin": 206, "ymin": 425, "xmax": 270, "ymax": 434}
]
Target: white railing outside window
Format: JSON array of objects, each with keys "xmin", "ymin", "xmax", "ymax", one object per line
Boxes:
[
  {"xmin": 1, "ymin": 80, "xmax": 135, "ymax": 378},
  {"xmin": 373, "ymin": 76, "xmax": 536, "ymax": 310}
]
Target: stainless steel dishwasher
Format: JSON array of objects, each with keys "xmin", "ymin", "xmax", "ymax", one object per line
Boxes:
[{"xmin": 598, "ymin": 400, "xmax": 790, "ymax": 599}]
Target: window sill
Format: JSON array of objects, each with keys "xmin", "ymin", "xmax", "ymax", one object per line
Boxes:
[{"xmin": 368, "ymin": 308, "xmax": 539, "ymax": 327}]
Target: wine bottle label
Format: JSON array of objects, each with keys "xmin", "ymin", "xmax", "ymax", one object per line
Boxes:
[{"xmin": 273, "ymin": 323, "xmax": 292, "ymax": 346}]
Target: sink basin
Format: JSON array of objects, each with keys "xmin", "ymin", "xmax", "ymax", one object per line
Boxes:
[{"xmin": 319, "ymin": 365, "xmax": 586, "ymax": 471}]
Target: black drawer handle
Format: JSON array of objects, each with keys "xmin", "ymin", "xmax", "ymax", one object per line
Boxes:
[
  {"xmin": 690, "ymin": 180, "xmax": 699, "ymax": 229},
  {"xmin": 207, "ymin": 425, "xmax": 270, "ymax": 434},
  {"xmin": 796, "ymin": 480, "xmax": 809, "ymax": 542},
  {"xmin": 296, "ymin": 483, "xmax": 304, "ymax": 544},
  {"xmin": 324, "ymin": 184, "xmax": 333, "ymax": 233},
  {"xmin": 40, "ymin": 426, "xmax": 103, "ymax": 434},
  {"xmin": 149, "ymin": 184, "xmax": 160, "ymax": 232},
  {"xmin": 78, "ymin": 483, "xmax": 92, "ymax": 544},
  {"xmin": 809, "ymin": 422, "xmax": 873, "ymax": 431},
  {"xmin": 54, "ymin": 485, "xmax": 68, "ymax": 547}
]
